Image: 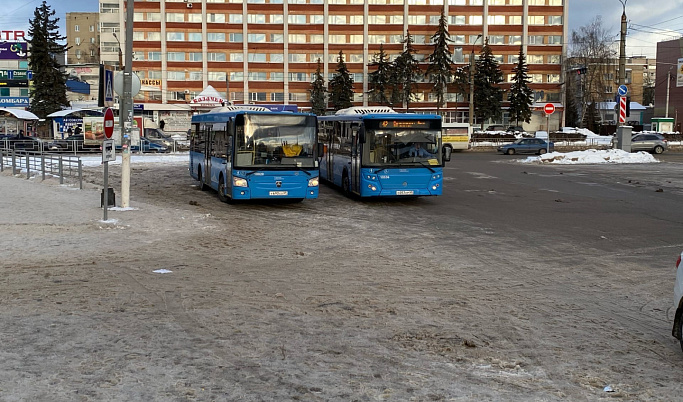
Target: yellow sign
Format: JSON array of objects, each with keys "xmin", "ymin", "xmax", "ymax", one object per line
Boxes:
[
  {"xmin": 141, "ymin": 79, "xmax": 161, "ymax": 86},
  {"xmin": 443, "ymin": 135, "xmax": 468, "ymax": 142}
]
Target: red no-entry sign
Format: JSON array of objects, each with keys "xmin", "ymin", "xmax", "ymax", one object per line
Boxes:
[
  {"xmin": 104, "ymin": 107, "xmax": 114, "ymax": 139},
  {"xmin": 544, "ymin": 103, "xmax": 555, "ymax": 115}
]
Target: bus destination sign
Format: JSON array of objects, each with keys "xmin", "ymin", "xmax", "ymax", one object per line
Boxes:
[{"xmin": 379, "ymin": 120, "xmax": 429, "ymax": 129}]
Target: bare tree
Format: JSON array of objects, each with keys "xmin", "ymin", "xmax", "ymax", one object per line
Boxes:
[{"xmin": 569, "ymin": 16, "xmax": 617, "ymax": 130}]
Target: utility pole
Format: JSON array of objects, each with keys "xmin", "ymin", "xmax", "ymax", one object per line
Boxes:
[
  {"xmin": 618, "ymin": 0, "xmax": 627, "ymax": 127},
  {"xmin": 468, "ymin": 34, "xmax": 482, "ymax": 129},
  {"xmin": 120, "ymin": 0, "xmax": 134, "ymax": 207},
  {"xmin": 666, "ymin": 68, "xmax": 672, "ymax": 118}
]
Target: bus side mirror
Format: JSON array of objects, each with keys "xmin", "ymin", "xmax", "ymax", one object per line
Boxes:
[
  {"xmin": 443, "ymin": 146, "xmax": 452, "ymax": 162},
  {"xmin": 317, "ymin": 142, "xmax": 325, "ymax": 156},
  {"xmin": 358, "ymin": 127, "xmax": 365, "ymax": 143}
]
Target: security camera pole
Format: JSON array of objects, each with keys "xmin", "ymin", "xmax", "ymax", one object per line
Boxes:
[{"xmin": 120, "ymin": 0, "xmax": 134, "ymax": 207}]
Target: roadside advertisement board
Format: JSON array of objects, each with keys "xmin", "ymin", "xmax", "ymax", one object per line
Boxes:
[{"xmin": 0, "ymin": 43, "xmax": 27, "ymax": 60}]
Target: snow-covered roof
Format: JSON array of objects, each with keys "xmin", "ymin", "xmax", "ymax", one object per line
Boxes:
[
  {"xmin": 597, "ymin": 101, "xmax": 647, "ymax": 111},
  {"xmin": 208, "ymin": 105, "xmax": 271, "ymax": 113},
  {"xmin": 46, "ymin": 108, "xmax": 102, "ymax": 118},
  {"xmin": 335, "ymin": 106, "xmax": 397, "ymax": 115},
  {"xmin": 0, "ymin": 108, "xmax": 39, "ymax": 120}
]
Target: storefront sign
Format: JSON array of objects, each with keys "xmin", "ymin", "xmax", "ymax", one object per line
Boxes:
[
  {"xmin": 0, "ymin": 31, "xmax": 26, "ymax": 41},
  {"xmin": 0, "ymin": 70, "xmax": 31, "ymax": 80},
  {"xmin": 0, "ymin": 79, "xmax": 28, "ymax": 87},
  {"xmin": 141, "ymin": 79, "xmax": 161, "ymax": 86},
  {"xmin": 0, "ymin": 42, "xmax": 27, "ymax": 60},
  {"xmin": 0, "ymin": 97, "xmax": 29, "ymax": 106}
]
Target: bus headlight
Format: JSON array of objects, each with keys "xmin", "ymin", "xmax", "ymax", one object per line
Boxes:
[
  {"xmin": 233, "ymin": 177, "xmax": 248, "ymax": 187},
  {"xmin": 366, "ymin": 174, "xmax": 377, "ymax": 180},
  {"xmin": 308, "ymin": 177, "xmax": 319, "ymax": 187},
  {"xmin": 432, "ymin": 184, "xmax": 440, "ymax": 190},
  {"xmin": 368, "ymin": 184, "xmax": 377, "ymax": 191},
  {"xmin": 432, "ymin": 174, "xmax": 441, "ymax": 180}
]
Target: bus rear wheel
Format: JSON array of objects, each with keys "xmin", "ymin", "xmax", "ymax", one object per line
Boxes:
[{"xmin": 217, "ymin": 175, "xmax": 228, "ymax": 203}]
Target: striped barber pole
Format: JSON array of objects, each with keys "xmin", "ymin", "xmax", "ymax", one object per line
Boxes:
[{"xmin": 619, "ymin": 96, "xmax": 627, "ymax": 123}]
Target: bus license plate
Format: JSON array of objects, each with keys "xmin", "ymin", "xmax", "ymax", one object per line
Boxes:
[
  {"xmin": 269, "ymin": 191, "xmax": 288, "ymax": 196},
  {"xmin": 396, "ymin": 190, "xmax": 414, "ymax": 195}
]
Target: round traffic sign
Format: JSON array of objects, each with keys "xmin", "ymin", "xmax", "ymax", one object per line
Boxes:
[
  {"xmin": 617, "ymin": 84, "xmax": 628, "ymax": 96},
  {"xmin": 104, "ymin": 107, "xmax": 115, "ymax": 139},
  {"xmin": 544, "ymin": 103, "xmax": 555, "ymax": 115}
]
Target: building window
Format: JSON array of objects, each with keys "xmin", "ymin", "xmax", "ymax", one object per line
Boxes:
[
  {"xmin": 310, "ymin": 34, "xmax": 324, "ymax": 43},
  {"xmin": 328, "ymin": 15, "xmax": 346, "ymax": 24},
  {"xmin": 188, "ymin": 52, "xmax": 203, "ymax": 61},
  {"xmin": 469, "ymin": 16, "xmax": 483, "ymax": 25},
  {"xmin": 75, "ymin": 37, "xmax": 81, "ymax": 45},
  {"xmin": 352, "ymin": 73, "xmax": 364, "ymax": 83},
  {"xmin": 530, "ymin": 74, "xmax": 543, "ymax": 83},
  {"xmin": 148, "ymin": 52, "xmax": 161, "ymax": 61},
  {"xmin": 289, "ymin": 54, "xmax": 307, "ymax": 63},
  {"xmin": 390, "ymin": 15, "xmax": 404, "ymax": 24},
  {"xmin": 248, "ymin": 53, "xmax": 267, "ymax": 62},
  {"xmin": 248, "ymin": 72, "xmax": 267, "ymax": 80},
  {"xmin": 75, "ymin": 49, "xmax": 81, "ymax": 59},
  {"xmin": 349, "ymin": 54, "xmax": 363, "ymax": 63},
  {"xmin": 288, "ymin": 34, "xmax": 306, "ymax": 43},
  {"xmin": 270, "ymin": 53, "xmax": 283, "ymax": 62},
  {"xmin": 75, "ymin": 25, "xmax": 80, "ymax": 32},
  {"xmin": 547, "ymin": 55, "xmax": 561, "ymax": 64},
  {"xmin": 311, "ymin": 15, "xmax": 325, "ymax": 24},
  {"xmin": 407, "ymin": 15, "xmax": 426, "ymax": 25},
  {"xmin": 270, "ymin": 34, "xmax": 283, "ymax": 43},
  {"xmin": 452, "ymin": 47, "xmax": 464, "ymax": 63},
  {"xmin": 189, "ymin": 72, "xmax": 203, "ymax": 80},
  {"xmin": 166, "ymin": 13, "xmax": 185, "ymax": 22},
  {"xmin": 329, "ymin": 35, "xmax": 346, "ymax": 44},
  {"xmin": 528, "ymin": 16, "xmax": 545, "ymax": 25},
  {"xmin": 188, "ymin": 14, "xmax": 202, "ymax": 22},
  {"xmin": 207, "ymin": 33, "xmax": 226, "ymax": 42},
  {"xmin": 487, "ymin": 15, "xmax": 505, "ymax": 25},
  {"xmin": 90, "ymin": 25, "xmax": 95, "ymax": 32},
  {"xmin": 289, "ymin": 72, "xmax": 309, "ymax": 82},
  {"xmin": 207, "ymin": 72, "xmax": 227, "ymax": 81},
  {"xmin": 509, "ymin": 15, "xmax": 522, "ymax": 24},
  {"xmin": 247, "ymin": 14, "xmax": 266, "ymax": 23},
  {"xmin": 288, "ymin": 14, "xmax": 306, "ymax": 24},
  {"xmin": 208, "ymin": 52, "xmax": 227, "ymax": 62},
  {"xmin": 230, "ymin": 33, "xmax": 243, "ymax": 42},
  {"xmin": 249, "ymin": 92, "xmax": 266, "ymax": 101},
  {"xmin": 229, "ymin": 72, "xmax": 244, "ymax": 81},
  {"xmin": 528, "ymin": 35, "xmax": 544, "ymax": 45},
  {"xmin": 349, "ymin": 15, "xmax": 363, "ymax": 24},
  {"xmin": 168, "ymin": 52, "xmax": 185, "ymax": 61},
  {"xmin": 229, "ymin": 14, "xmax": 243, "ymax": 23},
  {"xmin": 289, "ymin": 93, "xmax": 308, "ymax": 101},
  {"xmin": 389, "ymin": 35, "xmax": 403, "ymax": 44},
  {"xmin": 368, "ymin": 35, "xmax": 386, "ymax": 44},
  {"xmin": 167, "ymin": 71, "xmax": 186, "ymax": 80},
  {"xmin": 146, "ymin": 13, "xmax": 161, "ymax": 22},
  {"xmin": 148, "ymin": 71, "xmax": 162, "ymax": 79},
  {"xmin": 270, "ymin": 72, "xmax": 284, "ymax": 81},
  {"xmin": 208, "ymin": 13, "xmax": 226, "ymax": 23},
  {"xmin": 547, "ymin": 35, "xmax": 562, "ymax": 45},
  {"xmin": 489, "ymin": 35, "xmax": 504, "ymax": 45},
  {"xmin": 230, "ymin": 53, "xmax": 244, "ymax": 62},
  {"xmin": 548, "ymin": 16, "xmax": 562, "ymax": 25},
  {"xmin": 248, "ymin": 34, "xmax": 266, "ymax": 42},
  {"xmin": 133, "ymin": 32, "xmax": 144, "ymax": 41},
  {"xmin": 547, "ymin": 74, "xmax": 560, "ymax": 83},
  {"xmin": 413, "ymin": 35, "xmax": 426, "ymax": 44},
  {"xmin": 508, "ymin": 54, "xmax": 519, "ymax": 64},
  {"xmin": 508, "ymin": 35, "xmax": 522, "ymax": 45},
  {"xmin": 188, "ymin": 33, "xmax": 202, "ymax": 41},
  {"xmin": 167, "ymin": 32, "xmax": 185, "ymax": 41},
  {"xmin": 529, "ymin": 0, "xmax": 545, "ymax": 4},
  {"xmin": 271, "ymin": 92, "xmax": 284, "ymax": 102},
  {"xmin": 527, "ymin": 55, "xmax": 543, "ymax": 64},
  {"xmin": 368, "ymin": 15, "xmax": 386, "ymax": 24}
]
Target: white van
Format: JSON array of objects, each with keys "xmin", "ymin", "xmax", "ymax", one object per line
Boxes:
[{"xmin": 442, "ymin": 122, "xmax": 472, "ymax": 151}]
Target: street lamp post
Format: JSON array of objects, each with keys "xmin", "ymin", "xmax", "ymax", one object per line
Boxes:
[
  {"xmin": 112, "ymin": 32, "xmax": 123, "ymax": 70},
  {"xmin": 469, "ymin": 34, "xmax": 482, "ymax": 128}
]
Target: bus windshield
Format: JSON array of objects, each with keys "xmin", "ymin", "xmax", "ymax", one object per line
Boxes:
[
  {"xmin": 235, "ymin": 114, "xmax": 317, "ymax": 168},
  {"xmin": 364, "ymin": 128, "xmax": 442, "ymax": 166}
]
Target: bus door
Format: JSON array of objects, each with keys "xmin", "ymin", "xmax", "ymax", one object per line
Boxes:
[
  {"xmin": 225, "ymin": 119, "xmax": 234, "ymax": 196},
  {"xmin": 350, "ymin": 123, "xmax": 361, "ymax": 194},
  {"xmin": 203, "ymin": 124, "xmax": 213, "ymax": 188},
  {"xmin": 325, "ymin": 121, "xmax": 339, "ymax": 182}
]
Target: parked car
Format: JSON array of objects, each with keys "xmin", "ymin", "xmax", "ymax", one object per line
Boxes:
[
  {"xmin": 115, "ymin": 137, "xmax": 169, "ymax": 153},
  {"xmin": 631, "ymin": 133, "xmax": 667, "ymax": 154},
  {"xmin": 48, "ymin": 134, "xmax": 100, "ymax": 152},
  {"xmin": 485, "ymin": 124, "xmax": 506, "ymax": 132},
  {"xmin": 506, "ymin": 125, "xmax": 525, "ymax": 133},
  {"xmin": 3, "ymin": 135, "xmax": 47, "ymax": 152},
  {"xmin": 497, "ymin": 138, "xmax": 554, "ymax": 155},
  {"xmin": 672, "ymin": 251, "xmax": 683, "ymax": 351},
  {"xmin": 144, "ymin": 128, "xmax": 175, "ymax": 149}
]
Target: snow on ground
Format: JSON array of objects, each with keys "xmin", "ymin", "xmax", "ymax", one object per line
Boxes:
[
  {"xmin": 521, "ymin": 149, "xmax": 659, "ymax": 165},
  {"xmin": 80, "ymin": 152, "xmax": 189, "ymax": 167}
]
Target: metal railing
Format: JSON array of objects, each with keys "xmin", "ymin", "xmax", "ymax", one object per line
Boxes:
[{"xmin": 0, "ymin": 149, "xmax": 83, "ymax": 189}]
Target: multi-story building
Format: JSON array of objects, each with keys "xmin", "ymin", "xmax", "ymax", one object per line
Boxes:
[
  {"xmin": 99, "ymin": 0, "xmax": 566, "ymax": 127},
  {"xmin": 66, "ymin": 13, "xmax": 100, "ymax": 65}
]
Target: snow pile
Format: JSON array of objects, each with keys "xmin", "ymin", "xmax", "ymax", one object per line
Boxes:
[
  {"xmin": 80, "ymin": 153, "xmax": 189, "ymax": 167},
  {"xmin": 521, "ymin": 149, "xmax": 659, "ymax": 165}
]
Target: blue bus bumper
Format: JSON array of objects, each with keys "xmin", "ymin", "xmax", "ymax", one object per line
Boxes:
[
  {"xmin": 231, "ymin": 171, "xmax": 319, "ymax": 200},
  {"xmin": 359, "ymin": 169, "xmax": 443, "ymax": 197}
]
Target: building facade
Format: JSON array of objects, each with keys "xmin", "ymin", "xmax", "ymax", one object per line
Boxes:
[
  {"xmin": 66, "ymin": 13, "xmax": 101, "ymax": 65},
  {"xmin": 99, "ymin": 0, "xmax": 567, "ymax": 126},
  {"xmin": 655, "ymin": 38, "xmax": 683, "ymax": 128}
]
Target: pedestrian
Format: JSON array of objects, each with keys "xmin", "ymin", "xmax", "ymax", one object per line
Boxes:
[
  {"xmin": 74, "ymin": 126, "xmax": 82, "ymax": 135},
  {"xmin": 159, "ymin": 120, "xmax": 166, "ymax": 131}
]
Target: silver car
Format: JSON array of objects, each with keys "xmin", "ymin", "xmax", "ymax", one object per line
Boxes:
[{"xmin": 631, "ymin": 133, "xmax": 667, "ymax": 154}]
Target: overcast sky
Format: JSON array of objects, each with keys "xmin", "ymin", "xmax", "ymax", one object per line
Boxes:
[{"xmin": 2, "ymin": 0, "xmax": 681, "ymax": 59}]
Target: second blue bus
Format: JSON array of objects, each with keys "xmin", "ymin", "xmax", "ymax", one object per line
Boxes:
[
  {"xmin": 189, "ymin": 106, "xmax": 320, "ymax": 202},
  {"xmin": 318, "ymin": 107, "xmax": 448, "ymax": 198}
]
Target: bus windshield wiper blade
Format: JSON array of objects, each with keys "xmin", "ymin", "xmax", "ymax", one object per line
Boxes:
[{"xmin": 418, "ymin": 161, "xmax": 435, "ymax": 173}]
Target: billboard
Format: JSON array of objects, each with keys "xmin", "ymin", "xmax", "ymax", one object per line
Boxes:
[
  {"xmin": 0, "ymin": 42, "xmax": 27, "ymax": 60},
  {"xmin": 0, "ymin": 97, "xmax": 29, "ymax": 106}
]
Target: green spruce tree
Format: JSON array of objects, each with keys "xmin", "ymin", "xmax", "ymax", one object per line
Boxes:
[
  {"xmin": 426, "ymin": 10, "xmax": 453, "ymax": 111},
  {"xmin": 473, "ymin": 38, "xmax": 504, "ymax": 128},
  {"xmin": 309, "ymin": 59, "xmax": 327, "ymax": 115},
  {"xmin": 367, "ymin": 44, "xmax": 392, "ymax": 106},
  {"xmin": 28, "ymin": 1, "xmax": 69, "ymax": 118},
  {"xmin": 391, "ymin": 30, "xmax": 421, "ymax": 111},
  {"xmin": 328, "ymin": 50, "xmax": 354, "ymax": 111},
  {"xmin": 507, "ymin": 46, "xmax": 533, "ymax": 126}
]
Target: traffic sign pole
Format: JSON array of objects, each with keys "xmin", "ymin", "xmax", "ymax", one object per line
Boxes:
[{"xmin": 543, "ymin": 103, "xmax": 555, "ymax": 154}]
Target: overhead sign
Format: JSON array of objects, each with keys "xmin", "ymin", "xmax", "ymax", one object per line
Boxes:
[
  {"xmin": 0, "ymin": 96, "xmax": 29, "ymax": 106},
  {"xmin": 544, "ymin": 103, "xmax": 555, "ymax": 115},
  {"xmin": 0, "ymin": 42, "xmax": 27, "ymax": 60},
  {"xmin": 104, "ymin": 108, "xmax": 115, "ymax": 139},
  {"xmin": 0, "ymin": 70, "xmax": 31, "ymax": 80}
]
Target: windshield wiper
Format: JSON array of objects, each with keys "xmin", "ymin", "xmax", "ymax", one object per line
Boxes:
[{"xmin": 418, "ymin": 160, "xmax": 436, "ymax": 173}]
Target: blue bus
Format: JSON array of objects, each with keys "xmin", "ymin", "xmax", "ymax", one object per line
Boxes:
[
  {"xmin": 189, "ymin": 106, "xmax": 320, "ymax": 202},
  {"xmin": 318, "ymin": 107, "xmax": 449, "ymax": 198}
]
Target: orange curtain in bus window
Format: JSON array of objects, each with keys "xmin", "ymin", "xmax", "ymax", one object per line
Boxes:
[{"xmin": 282, "ymin": 143, "xmax": 302, "ymax": 157}]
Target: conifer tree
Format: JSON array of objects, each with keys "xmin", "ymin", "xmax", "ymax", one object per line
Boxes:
[
  {"xmin": 367, "ymin": 44, "xmax": 392, "ymax": 106},
  {"xmin": 28, "ymin": 1, "xmax": 69, "ymax": 118},
  {"xmin": 508, "ymin": 46, "xmax": 534, "ymax": 126},
  {"xmin": 309, "ymin": 59, "xmax": 327, "ymax": 115},
  {"xmin": 426, "ymin": 10, "xmax": 453, "ymax": 111},
  {"xmin": 391, "ymin": 30, "xmax": 421, "ymax": 111},
  {"xmin": 328, "ymin": 50, "xmax": 354, "ymax": 111},
  {"xmin": 473, "ymin": 38, "xmax": 504, "ymax": 127}
]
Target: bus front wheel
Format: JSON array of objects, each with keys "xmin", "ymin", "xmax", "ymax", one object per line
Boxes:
[
  {"xmin": 342, "ymin": 172, "xmax": 351, "ymax": 195},
  {"xmin": 197, "ymin": 166, "xmax": 208, "ymax": 191},
  {"xmin": 217, "ymin": 175, "xmax": 228, "ymax": 203}
]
